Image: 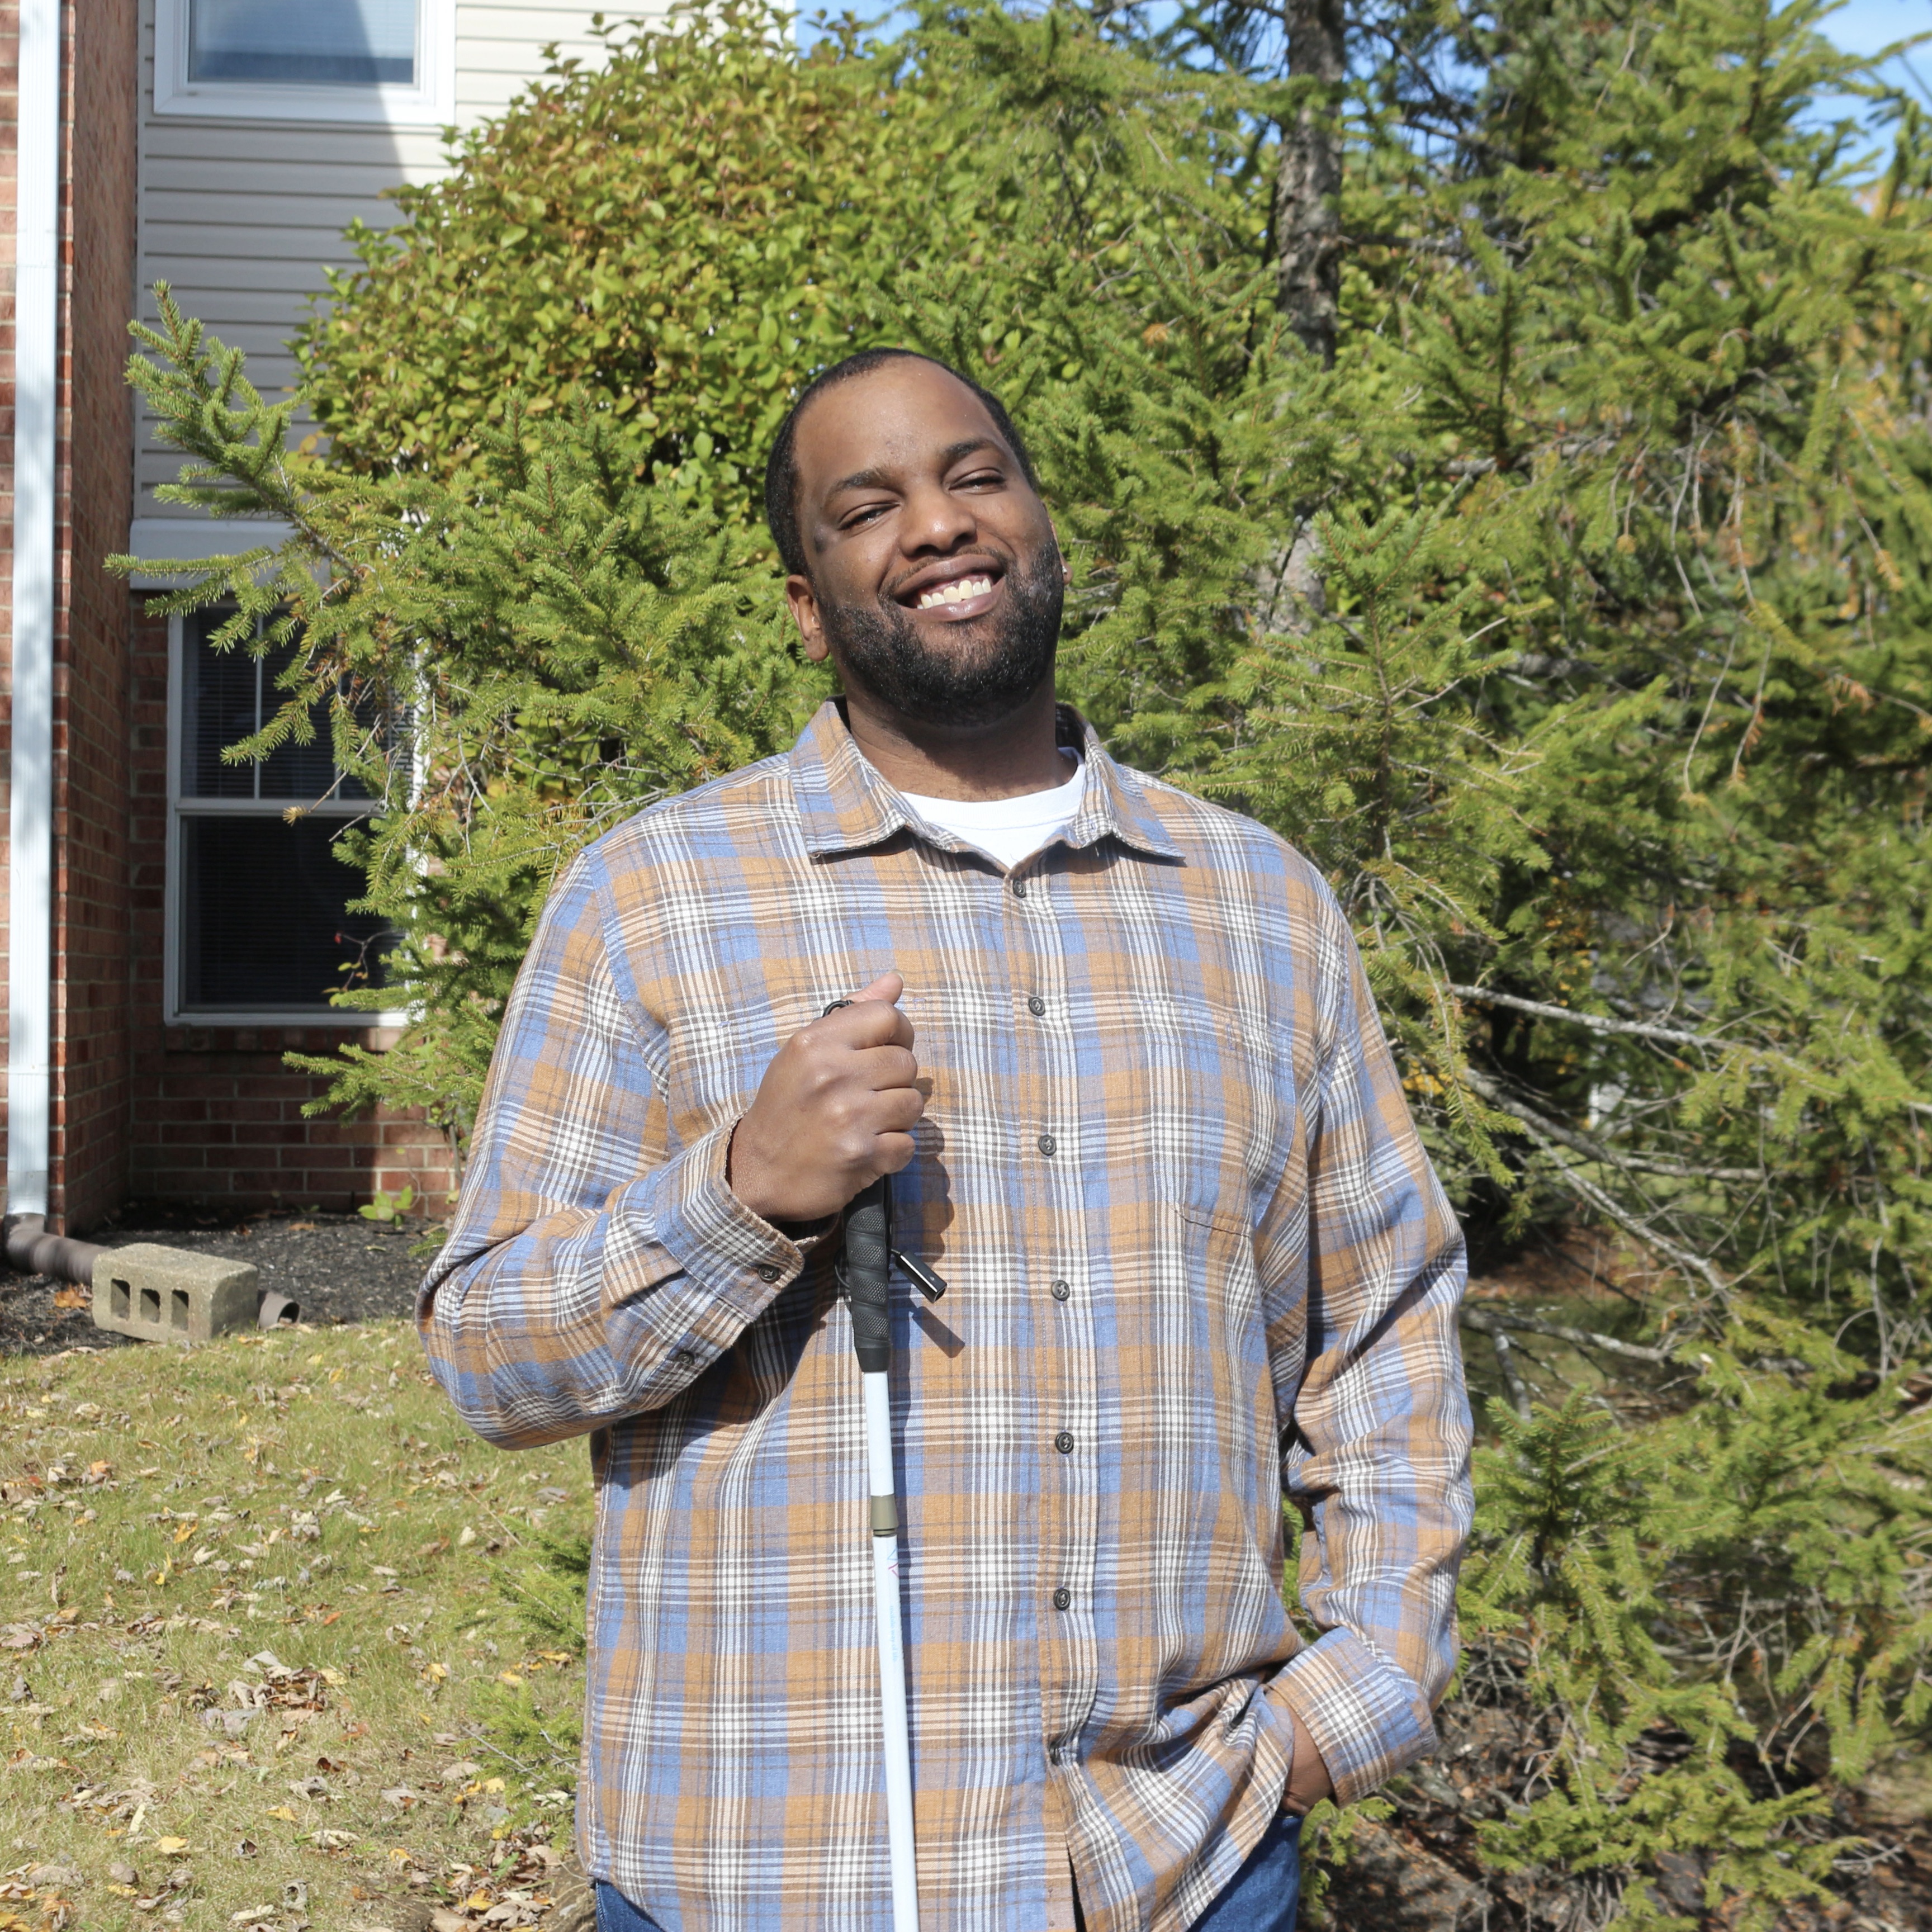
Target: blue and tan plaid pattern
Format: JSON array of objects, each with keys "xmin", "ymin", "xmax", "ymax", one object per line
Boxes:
[{"xmin": 421, "ymin": 702, "xmax": 1472, "ymax": 1932}]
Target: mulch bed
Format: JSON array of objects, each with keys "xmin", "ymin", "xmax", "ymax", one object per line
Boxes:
[{"xmin": 0, "ymin": 1206, "xmax": 427, "ymax": 1357}]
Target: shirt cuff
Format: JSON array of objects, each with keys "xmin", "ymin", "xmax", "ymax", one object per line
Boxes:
[
  {"xmin": 604, "ymin": 1119, "xmax": 825, "ymax": 1334},
  {"xmin": 1266, "ymin": 1625, "xmax": 1438, "ymax": 1806}
]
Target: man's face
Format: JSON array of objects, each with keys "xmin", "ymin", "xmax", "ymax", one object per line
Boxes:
[{"xmin": 784, "ymin": 359, "xmax": 1064, "ymax": 731}]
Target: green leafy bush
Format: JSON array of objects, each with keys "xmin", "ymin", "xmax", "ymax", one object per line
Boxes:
[{"xmin": 297, "ymin": 0, "xmax": 1000, "ymax": 523}]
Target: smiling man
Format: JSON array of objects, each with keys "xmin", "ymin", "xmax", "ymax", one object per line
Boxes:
[{"xmin": 420, "ymin": 349, "xmax": 1474, "ymax": 1932}]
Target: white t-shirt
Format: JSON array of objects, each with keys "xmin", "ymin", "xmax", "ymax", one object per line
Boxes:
[{"xmin": 900, "ymin": 756, "xmax": 1086, "ymax": 872}]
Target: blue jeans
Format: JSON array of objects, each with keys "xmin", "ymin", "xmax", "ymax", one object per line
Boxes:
[
  {"xmin": 1171, "ymin": 1812, "xmax": 1301, "ymax": 1931},
  {"xmin": 595, "ymin": 1812, "xmax": 1301, "ymax": 1931}
]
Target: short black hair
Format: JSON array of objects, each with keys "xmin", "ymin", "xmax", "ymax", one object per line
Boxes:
[{"xmin": 763, "ymin": 348, "xmax": 1040, "ymax": 579}]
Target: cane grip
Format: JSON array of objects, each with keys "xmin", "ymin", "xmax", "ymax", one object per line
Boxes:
[{"xmin": 845, "ymin": 1177, "xmax": 893, "ymax": 1374}]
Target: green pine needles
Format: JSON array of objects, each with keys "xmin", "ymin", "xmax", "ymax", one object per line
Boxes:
[{"xmin": 120, "ymin": 1, "xmax": 1932, "ymax": 1924}]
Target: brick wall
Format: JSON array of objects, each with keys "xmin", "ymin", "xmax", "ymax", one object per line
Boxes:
[
  {"xmin": 125, "ymin": 604, "xmax": 458, "ymax": 1218},
  {"xmin": 51, "ymin": 0, "xmax": 138, "ymax": 1229},
  {"xmin": 127, "ymin": 1016, "xmax": 458, "ymax": 1214}
]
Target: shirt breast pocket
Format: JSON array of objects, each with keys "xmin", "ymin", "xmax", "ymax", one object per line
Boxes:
[
  {"xmin": 1172, "ymin": 1199, "xmax": 1268, "ymax": 1378},
  {"xmin": 1101, "ymin": 996, "xmax": 1282, "ymax": 1225}
]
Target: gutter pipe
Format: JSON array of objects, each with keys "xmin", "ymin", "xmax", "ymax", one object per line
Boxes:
[{"xmin": 6, "ymin": 0, "xmax": 66, "ymax": 1275}]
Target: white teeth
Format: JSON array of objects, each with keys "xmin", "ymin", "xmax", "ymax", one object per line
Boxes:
[{"xmin": 916, "ymin": 575, "xmax": 992, "ymax": 611}]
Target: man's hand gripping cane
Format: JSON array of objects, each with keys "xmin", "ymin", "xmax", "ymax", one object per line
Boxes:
[{"xmin": 728, "ymin": 972, "xmax": 924, "ymax": 1223}]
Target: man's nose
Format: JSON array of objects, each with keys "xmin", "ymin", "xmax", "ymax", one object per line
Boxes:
[{"xmin": 899, "ymin": 478, "xmax": 976, "ymax": 556}]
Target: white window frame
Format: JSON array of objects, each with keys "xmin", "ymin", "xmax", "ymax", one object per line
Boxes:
[
  {"xmin": 165, "ymin": 613, "xmax": 409, "ymax": 1028},
  {"xmin": 153, "ymin": 0, "xmax": 456, "ymax": 125}
]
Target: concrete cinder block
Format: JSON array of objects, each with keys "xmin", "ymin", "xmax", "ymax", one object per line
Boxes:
[{"xmin": 91, "ymin": 1244, "xmax": 262, "ymax": 1344}]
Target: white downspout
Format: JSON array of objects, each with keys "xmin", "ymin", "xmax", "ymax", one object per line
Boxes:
[{"xmin": 7, "ymin": 0, "xmax": 62, "ymax": 1224}]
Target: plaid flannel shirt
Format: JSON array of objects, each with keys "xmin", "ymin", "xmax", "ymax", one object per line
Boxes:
[{"xmin": 420, "ymin": 701, "xmax": 1472, "ymax": 1932}]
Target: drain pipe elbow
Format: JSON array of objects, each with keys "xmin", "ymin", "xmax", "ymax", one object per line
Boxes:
[{"xmin": 3, "ymin": 1214, "xmax": 106, "ymax": 1287}]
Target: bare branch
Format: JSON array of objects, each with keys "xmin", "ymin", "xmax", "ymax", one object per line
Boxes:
[
  {"xmin": 1531, "ymin": 1131, "xmax": 1729, "ymax": 1299},
  {"xmin": 1450, "ymin": 983, "xmax": 1744, "ymax": 1055},
  {"xmin": 1461, "ymin": 1305, "xmax": 1677, "ymax": 1365},
  {"xmin": 1452, "ymin": 1059, "xmax": 1729, "ymax": 1295},
  {"xmin": 1483, "ymin": 1320, "xmax": 1533, "ymax": 1419},
  {"xmin": 1461, "ymin": 1065, "xmax": 1761, "ymax": 1182}
]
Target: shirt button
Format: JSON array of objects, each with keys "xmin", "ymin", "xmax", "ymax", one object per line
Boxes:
[
  {"xmin": 754, "ymin": 1263, "xmax": 782, "ymax": 1284},
  {"xmin": 1027, "ymin": 995, "xmax": 1046, "ymax": 1016},
  {"xmin": 1010, "ymin": 878, "xmax": 1028, "ymax": 899},
  {"xmin": 1054, "ymin": 1430, "xmax": 1075, "ymax": 1455},
  {"xmin": 1037, "ymin": 1133, "xmax": 1057, "ymax": 1157},
  {"xmin": 1050, "ymin": 1278, "xmax": 1071, "ymax": 1302},
  {"xmin": 1052, "ymin": 1586, "xmax": 1072, "ymax": 1611}
]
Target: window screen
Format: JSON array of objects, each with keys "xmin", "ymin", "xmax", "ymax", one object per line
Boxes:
[
  {"xmin": 176, "ymin": 611, "xmax": 392, "ymax": 1015},
  {"xmin": 188, "ymin": 0, "xmax": 418, "ymax": 86}
]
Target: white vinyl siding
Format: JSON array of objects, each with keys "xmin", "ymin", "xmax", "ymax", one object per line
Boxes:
[{"xmin": 134, "ymin": 0, "xmax": 647, "ymax": 526}]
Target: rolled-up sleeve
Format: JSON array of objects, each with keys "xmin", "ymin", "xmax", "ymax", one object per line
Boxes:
[
  {"xmin": 418, "ymin": 852, "xmax": 820, "ymax": 1448},
  {"xmin": 1266, "ymin": 897, "xmax": 1474, "ymax": 1805}
]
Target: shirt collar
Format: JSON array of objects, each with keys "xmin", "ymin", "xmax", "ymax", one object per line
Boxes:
[{"xmin": 788, "ymin": 699, "xmax": 1183, "ymax": 863}]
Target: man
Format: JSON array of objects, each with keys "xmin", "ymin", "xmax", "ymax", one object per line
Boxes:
[{"xmin": 420, "ymin": 349, "xmax": 1472, "ymax": 1932}]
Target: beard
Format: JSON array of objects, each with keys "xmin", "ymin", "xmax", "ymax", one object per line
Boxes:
[{"xmin": 817, "ymin": 548, "xmax": 1064, "ymax": 731}]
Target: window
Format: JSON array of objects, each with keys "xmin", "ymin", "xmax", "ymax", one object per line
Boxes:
[
  {"xmin": 188, "ymin": 0, "xmax": 419, "ymax": 86},
  {"xmin": 153, "ymin": 0, "xmax": 454, "ymax": 123},
  {"xmin": 168, "ymin": 612, "xmax": 401, "ymax": 1024}
]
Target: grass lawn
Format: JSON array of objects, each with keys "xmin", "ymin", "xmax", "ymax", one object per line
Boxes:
[{"xmin": 0, "ymin": 1319, "xmax": 591, "ymax": 1932}]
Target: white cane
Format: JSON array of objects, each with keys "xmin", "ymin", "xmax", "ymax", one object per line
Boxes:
[
  {"xmin": 823, "ymin": 987, "xmax": 949, "ymax": 1932},
  {"xmin": 844, "ymin": 1171, "xmax": 920, "ymax": 1931}
]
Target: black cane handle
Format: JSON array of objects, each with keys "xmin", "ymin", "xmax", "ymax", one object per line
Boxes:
[
  {"xmin": 845, "ymin": 1177, "xmax": 893, "ymax": 1374},
  {"xmin": 824, "ymin": 998, "xmax": 895, "ymax": 1373}
]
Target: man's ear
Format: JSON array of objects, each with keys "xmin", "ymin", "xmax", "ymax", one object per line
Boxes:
[
  {"xmin": 1049, "ymin": 514, "xmax": 1070, "ymax": 584},
  {"xmin": 785, "ymin": 572, "xmax": 830, "ymax": 664}
]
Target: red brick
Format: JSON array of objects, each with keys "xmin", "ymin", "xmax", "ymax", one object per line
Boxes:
[
  {"xmin": 226, "ymin": 1098, "xmax": 290, "ymax": 1125},
  {"xmin": 290, "ymin": 1145, "xmax": 361, "ymax": 1171}
]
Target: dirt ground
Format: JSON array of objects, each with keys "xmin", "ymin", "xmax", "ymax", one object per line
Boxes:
[{"xmin": 0, "ymin": 1207, "xmax": 427, "ymax": 1358}]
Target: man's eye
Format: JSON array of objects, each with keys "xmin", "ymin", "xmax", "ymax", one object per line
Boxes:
[
  {"xmin": 958, "ymin": 470, "xmax": 1004, "ymax": 490},
  {"xmin": 841, "ymin": 502, "xmax": 891, "ymax": 529}
]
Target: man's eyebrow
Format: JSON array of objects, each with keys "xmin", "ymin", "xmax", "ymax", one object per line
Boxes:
[
  {"xmin": 826, "ymin": 437, "xmax": 1007, "ymax": 499},
  {"xmin": 938, "ymin": 435, "xmax": 1005, "ymax": 469},
  {"xmin": 828, "ymin": 465, "xmax": 894, "ymax": 496}
]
